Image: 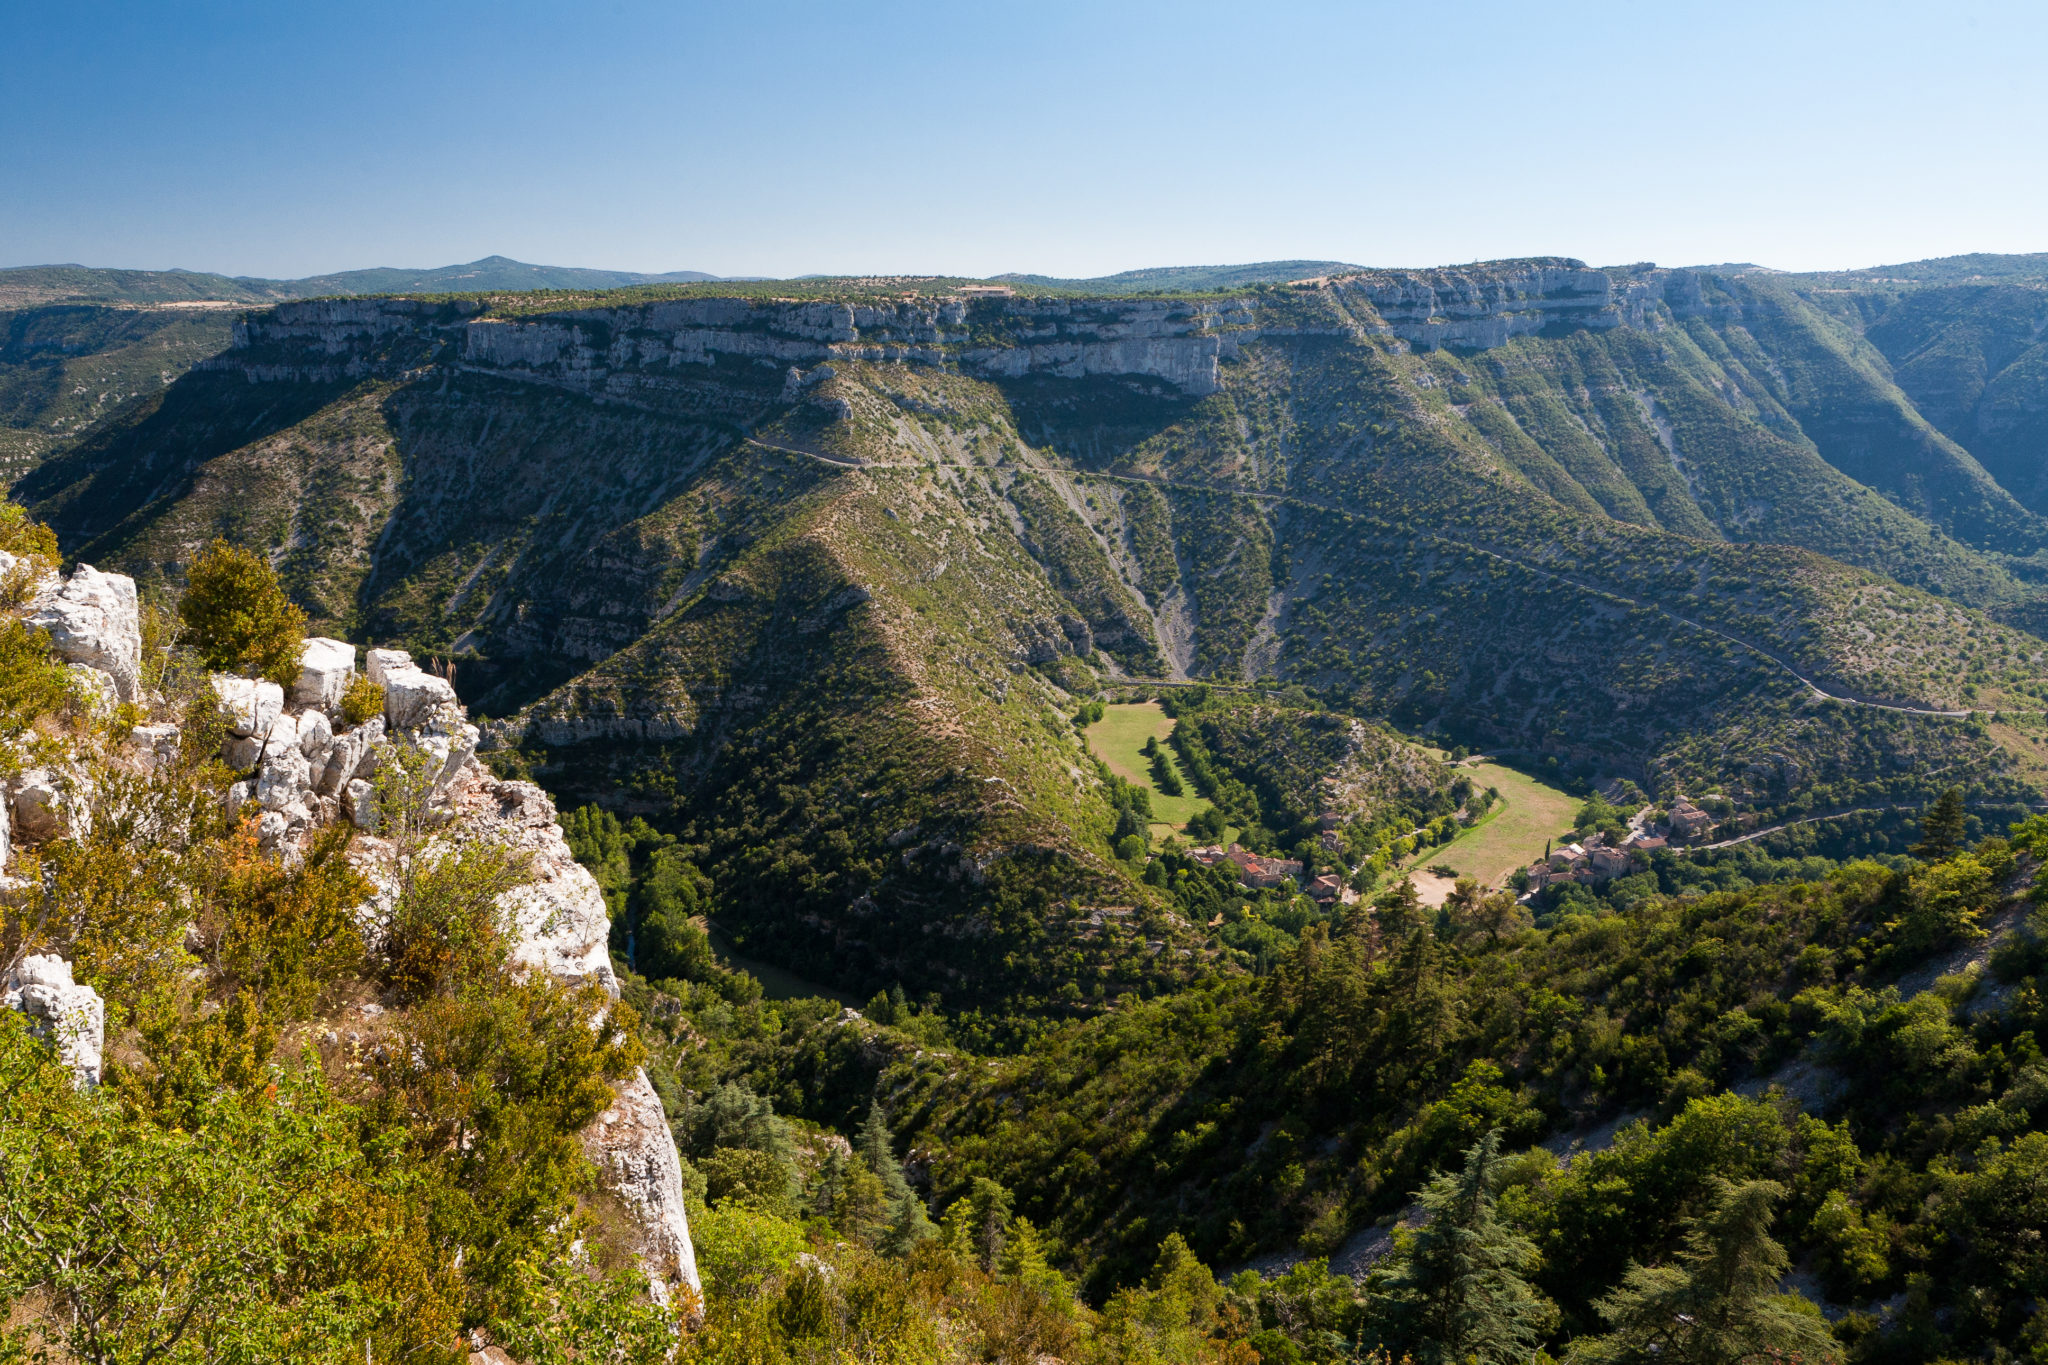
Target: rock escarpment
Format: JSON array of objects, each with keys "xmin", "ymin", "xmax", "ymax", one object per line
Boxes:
[
  {"xmin": 581, "ymin": 1068, "xmax": 703, "ymax": 1311},
  {"xmin": 202, "ymin": 641, "xmax": 692, "ymax": 1307},
  {"xmin": 0, "ymin": 560, "xmax": 699, "ymax": 1312},
  {"xmin": 1330, "ymin": 258, "xmax": 1632, "ymax": 350},
  {"xmin": 226, "ymin": 292, "xmax": 1259, "ymax": 400},
  {"xmin": 209, "ymin": 260, "xmax": 1776, "ymax": 413}
]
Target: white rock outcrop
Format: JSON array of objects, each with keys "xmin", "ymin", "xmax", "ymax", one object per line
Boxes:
[
  {"xmin": 11, "ymin": 772, "xmax": 63, "ymax": 842},
  {"xmin": 343, "ymin": 778, "xmax": 377, "ymax": 829},
  {"xmin": 123, "ymin": 723, "xmax": 181, "ymax": 772},
  {"xmin": 365, "ymin": 647, "xmax": 412, "ymax": 686},
  {"xmin": 363, "ymin": 647, "xmax": 460, "ymax": 730},
  {"xmin": 384, "ymin": 668, "xmax": 459, "ymax": 731},
  {"xmin": 297, "ymin": 709, "xmax": 333, "ymax": 761},
  {"xmin": 224, "ymin": 734, "xmax": 263, "ymax": 770},
  {"xmin": 583, "ymin": 1067, "xmax": 704, "ymax": 1312},
  {"xmin": 257, "ymin": 745, "xmax": 313, "ymax": 812},
  {"xmin": 27, "ymin": 564, "xmax": 142, "ymax": 703},
  {"xmin": 211, "ymin": 676, "xmax": 284, "ymax": 739},
  {"xmin": 4, "ymin": 955, "xmax": 105, "ymax": 1087},
  {"xmin": 448, "ymin": 774, "xmax": 617, "ymax": 994},
  {"xmin": 318, "ymin": 718, "xmax": 382, "ymax": 796},
  {"xmin": 203, "ymin": 640, "xmax": 698, "ymax": 1314},
  {"xmin": 439, "ymin": 771, "xmax": 700, "ymax": 1312},
  {"xmin": 293, "ymin": 637, "xmax": 357, "ymax": 711},
  {"xmin": 264, "ymin": 710, "xmax": 301, "ymax": 760}
]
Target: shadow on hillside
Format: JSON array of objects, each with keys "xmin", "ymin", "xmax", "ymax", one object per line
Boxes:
[
  {"xmin": 990, "ymin": 373, "xmax": 1190, "ymax": 470},
  {"xmin": 17, "ymin": 370, "xmax": 355, "ymax": 556}
]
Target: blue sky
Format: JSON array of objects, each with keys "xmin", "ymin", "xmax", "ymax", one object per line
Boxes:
[{"xmin": 4, "ymin": 0, "xmax": 2044, "ymax": 279}]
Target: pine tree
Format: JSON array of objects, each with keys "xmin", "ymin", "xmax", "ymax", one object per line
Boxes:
[
  {"xmin": 857, "ymin": 1100, "xmax": 913, "ymax": 1205},
  {"xmin": 1911, "ymin": 786, "xmax": 1967, "ymax": 861},
  {"xmin": 998, "ymin": 1216, "xmax": 1072, "ymax": 1303},
  {"xmin": 831, "ymin": 1156, "xmax": 892, "ymax": 1247},
  {"xmin": 813, "ymin": 1146, "xmax": 847, "ymax": 1220},
  {"xmin": 882, "ymin": 1187, "xmax": 938, "ymax": 1256},
  {"xmin": 942, "ymin": 1178, "xmax": 1014, "ymax": 1271},
  {"xmin": 1566, "ymin": 1179, "xmax": 1840, "ymax": 1365},
  {"xmin": 1369, "ymin": 1128, "xmax": 1556, "ymax": 1365}
]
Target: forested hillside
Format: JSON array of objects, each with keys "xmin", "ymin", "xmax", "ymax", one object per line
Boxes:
[
  {"xmin": 13, "ymin": 261, "xmax": 2048, "ymax": 1007},
  {"xmin": 7, "ymin": 251, "xmax": 2048, "ymax": 1361}
]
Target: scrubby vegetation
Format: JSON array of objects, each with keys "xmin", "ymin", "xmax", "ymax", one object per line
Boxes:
[
  {"xmin": 0, "ymin": 511, "xmax": 672, "ymax": 1360},
  {"xmin": 179, "ymin": 537, "xmax": 307, "ymax": 684}
]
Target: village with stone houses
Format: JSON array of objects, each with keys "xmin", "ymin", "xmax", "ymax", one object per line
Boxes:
[
  {"xmin": 1175, "ymin": 791, "xmax": 1724, "ymax": 907},
  {"xmin": 1518, "ymin": 796, "xmax": 1720, "ymax": 894}
]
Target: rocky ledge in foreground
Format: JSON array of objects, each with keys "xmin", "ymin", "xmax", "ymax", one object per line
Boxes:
[{"xmin": 1, "ymin": 558, "xmax": 700, "ymax": 1315}]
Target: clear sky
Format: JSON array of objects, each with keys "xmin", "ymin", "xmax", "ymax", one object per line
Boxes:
[{"xmin": 5, "ymin": 0, "xmax": 2044, "ymax": 280}]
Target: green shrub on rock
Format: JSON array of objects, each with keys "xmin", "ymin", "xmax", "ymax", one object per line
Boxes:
[
  {"xmin": 177, "ymin": 539, "xmax": 305, "ymax": 685},
  {"xmin": 338, "ymin": 671, "xmax": 384, "ymax": 727}
]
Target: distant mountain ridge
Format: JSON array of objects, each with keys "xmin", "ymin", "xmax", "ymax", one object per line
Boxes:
[
  {"xmin": 0, "ymin": 254, "xmax": 732, "ymax": 307},
  {"xmin": 9, "ymin": 250, "xmax": 2047, "ymax": 309},
  {"xmin": 992, "ymin": 260, "xmax": 1365, "ymax": 292}
]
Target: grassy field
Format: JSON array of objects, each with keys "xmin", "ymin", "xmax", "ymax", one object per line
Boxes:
[
  {"xmin": 1083, "ymin": 701, "xmax": 1216, "ymax": 842},
  {"xmin": 1408, "ymin": 761, "xmax": 1581, "ymax": 890}
]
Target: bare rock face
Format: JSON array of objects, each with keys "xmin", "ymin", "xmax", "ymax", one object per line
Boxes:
[
  {"xmin": 364, "ymin": 647, "xmax": 412, "ymax": 686},
  {"xmin": 223, "ymin": 734, "xmax": 263, "ymax": 771},
  {"xmin": 436, "ymin": 770, "xmax": 706, "ymax": 1312},
  {"xmin": 11, "ymin": 772, "xmax": 64, "ymax": 842},
  {"xmin": 293, "ymin": 637, "xmax": 357, "ymax": 711},
  {"xmin": 317, "ymin": 720, "xmax": 377, "ymax": 796},
  {"xmin": 384, "ymin": 668, "xmax": 459, "ymax": 731},
  {"xmin": 403, "ymin": 720, "xmax": 480, "ymax": 794},
  {"xmin": 447, "ymin": 772, "xmax": 617, "ymax": 994},
  {"xmin": 297, "ymin": 708, "xmax": 333, "ymax": 761},
  {"xmin": 28, "ymin": 564, "xmax": 142, "ymax": 703},
  {"xmin": 343, "ymin": 778, "xmax": 378, "ymax": 829},
  {"xmin": 583, "ymin": 1067, "xmax": 704, "ymax": 1315},
  {"xmin": 257, "ymin": 745, "xmax": 313, "ymax": 812},
  {"xmin": 122, "ymin": 723, "xmax": 181, "ymax": 772},
  {"xmin": 264, "ymin": 710, "xmax": 301, "ymax": 761},
  {"xmin": 191, "ymin": 634, "xmax": 697, "ymax": 1311},
  {"xmin": 4, "ymin": 955, "xmax": 105, "ymax": 1087},
  {"xmin": 211, "ymin": 676, "xmax": 284, "ymax": 739},
  {"xmin": 365, "ymin": 646, "xmax": 462, "ymax": 730}
]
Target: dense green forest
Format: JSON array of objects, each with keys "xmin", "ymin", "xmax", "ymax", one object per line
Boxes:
[{"xmin": 576, "ymin": 780, "xmax": 2048, "ymax": 1363}]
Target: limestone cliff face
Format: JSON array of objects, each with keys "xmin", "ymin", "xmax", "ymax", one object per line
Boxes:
[
  {"xmin": 1331, "ymin": 258, "xmax": 1623, "ymax": 349},
  {"xmin": 222, "ymin": 293, "xmax": 1257, "ymax": 399},
  {"xmin": 0, "ymin": 560, "xmax": 701, "ymax": 1314},
  {"xmin": 211, "ymin": 264, "xmax": 1760, "ymax": 400}
]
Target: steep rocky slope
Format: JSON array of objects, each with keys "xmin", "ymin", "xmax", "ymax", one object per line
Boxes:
[
  {"xmin": 0, "ymin": 552, "xmax": 701, "ymax": 1317},
  {"xmin": 19, "ymin": 262, "xmax": 2048, "ymax": 1002}
]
